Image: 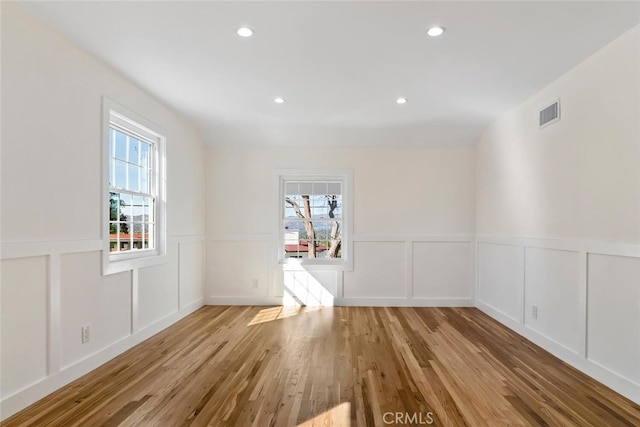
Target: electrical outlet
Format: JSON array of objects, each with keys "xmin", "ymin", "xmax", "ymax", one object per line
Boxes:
[
  {"xmin": 532, "ymin": 305, "xmax": 538, "ymax": 320},
  {"xmin": 81, "ymin": 325, "xmax": 91, "ymax": 344},
  {"xmin": 252, "ymin": 279, "xmax": 259, "ymax": 289}
]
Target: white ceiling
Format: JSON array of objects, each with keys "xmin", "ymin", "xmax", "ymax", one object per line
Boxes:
[{"xmin": 17, "ymin": 1, "xmax": 640, "ymax": 148}]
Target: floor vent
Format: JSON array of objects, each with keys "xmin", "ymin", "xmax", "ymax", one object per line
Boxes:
[{"xmin": 539, "ymin": 99, "xmax": 560, "ymax": 128}]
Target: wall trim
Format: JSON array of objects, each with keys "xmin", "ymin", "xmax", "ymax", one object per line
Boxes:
[
  {"xmin": 0, "ymin": 298, "xmax": 204, "ymax": 420},
  {"xmin": 206, "ymin": 296, "xmax": 283, "ymax": 306},
  {"xmin": 1, "ymin": 240, "xmax": 103, "ymax": 260},
  {"xmin": 336, "ymin": 297, "xmax": 474, "ymax": 307},
  {"xmin": 354, "ymin": 234, "xmax": 474, "ymax": 242},
  {"xmin": 477, "ymin": 235, "xmax": 640, "ymax": 258},
  {"xmin": 208, "ymin": 234, "xmax": 272, "ymax": 242},
  {"xmin": 1, "ymin": 234, "xmax": 205, "ymax": 261},
  {"xmin": 476, "ymin": 301, "xmax": 640, "ymax": 404},
  {"xmin": 207, "ymin": 234, "xmax": 474, "ymax": 243},
  {"xmin": 205, "ymin": 296, "xmax": 474, "ymax": 308},
  {"xmin": 476, "ymin": 235, "xmax": 640, "ymax": 405}
]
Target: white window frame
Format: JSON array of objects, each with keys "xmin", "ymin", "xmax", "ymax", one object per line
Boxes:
[
  {"xmin": 102, "ymin": 97, "xmax": 167, "ymax": 275},
  {"xmin": 276, "ymin": 169, "xmax": 353, "ymax": 271}
]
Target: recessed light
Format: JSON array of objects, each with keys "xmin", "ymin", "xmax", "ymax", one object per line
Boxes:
[
  {"xmin": 427, "ymin": 26, "xmax": 445, "ymax": 37},
  {"xmin": 237, "ymin": 27, "xmax": 254, "ymax": 37},
  {"xmin": 274, "ymin": 97, "xmax": 285, "ymax": 104},
  {"xmin": 396, "ymin": 97, "xmax": 407, "ymax": 104}
]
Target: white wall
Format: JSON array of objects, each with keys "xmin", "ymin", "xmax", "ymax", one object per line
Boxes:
[
  {"xmin": 475, "ymin": 24, "xmax": 640, "ymax": 404},
  {"xmin": 206, "ymin": 146, "xmax": 476, "ymax": 307},
  {"xmin": 0, "ymin": 3, "xmax": 206, "ymax": 419}
]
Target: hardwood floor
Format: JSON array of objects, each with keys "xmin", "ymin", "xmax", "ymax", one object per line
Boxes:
[{"xmin": 4, "ymin": 306, "xmax": 640, "ymax": 426}]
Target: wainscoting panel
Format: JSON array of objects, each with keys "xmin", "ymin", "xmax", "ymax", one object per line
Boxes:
[
  {"xmin": 524, "ymin": 247, "xmax": 582, "ymax": 355},
  {"xmin": 477, "ymin": 242, "xmax": 524, "ymax": 322},
  {"xmin": 587, "ymin": 253, "xmax": 640, "ymax": 385},
  {"xmin": 476, "ymin": 236, "xmax": 640, "ymax": 405},
  {"xmin": 179, "ymin": 241, "xmax": 205, "ymax": 309},
  {"xmin": 207, "ymin": 235, "xmax": 475, "ymax": 306},
  {"xmin": 0, "ymin": 256, "xmax": 49, "ymax": 398},
  {"xmin": 412, "ymin": 241, "xmax": 471, "ymax": 299},
  {"xmin": 138, "ymin": 242, "xmax": 180, "ymax": 330},
  {"xmin": 207, "ymin": 240, "xmax": 270, "ymax": 298},
  {"xmin": 343, "ymin": 241, "xmax": 406, "ymax": 299},
  {"xmin": 60, "ymin": 251, "xmax": 132, "ymax": 369},
  {"xmin": 0, "ymin": 236, "xmax": 205, "ymax": 420}
]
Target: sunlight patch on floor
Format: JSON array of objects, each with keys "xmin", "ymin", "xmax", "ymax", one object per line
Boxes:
[
  {"xmin": 297, "ymin": 402, "xmax": 351, "ymax": 427},
  {"xmin": 247, "ymin": 306, "xmax": 303, "ymax": 326}
]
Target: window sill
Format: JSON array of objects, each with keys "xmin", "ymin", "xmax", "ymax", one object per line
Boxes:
[{"xmin": 103, "ymin": 251, "xmax": 167, "ymax": 275}]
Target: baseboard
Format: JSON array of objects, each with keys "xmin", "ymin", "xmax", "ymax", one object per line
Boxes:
[
  {"xmin": 335, "ymin": 297, "xmax": 474, "ymax": 307},
  {"xmin": 0, "ymin": 298, "xmax": 205, "ymax": 421},
  {"xmin": 206, "ymin": 296, "xmax": 283, "ymax": 306},
  {"xmin": 476, "ymin": 300, "xmax": 640, "ymax": 405},
  {"xmin": 205, "ymin": 296, "xmax": 474, "ymax": 308}
]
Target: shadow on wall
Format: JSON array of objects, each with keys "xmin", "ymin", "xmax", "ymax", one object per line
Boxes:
[{"xmin": 282, "ymin": 263, "xmax": 335, "ymax": 307}]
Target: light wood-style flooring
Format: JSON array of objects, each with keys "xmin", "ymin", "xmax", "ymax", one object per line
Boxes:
[{"xmin": 4, "ymin": 306, "xmax": 640, "ymax": 426}]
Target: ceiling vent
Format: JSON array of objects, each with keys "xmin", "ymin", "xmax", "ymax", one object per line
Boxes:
[{"xmin": 539, "ymin": 99, "xmax": 560, "ymax": 128}]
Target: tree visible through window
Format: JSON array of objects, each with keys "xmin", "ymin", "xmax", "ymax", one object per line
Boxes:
[
  {"xmin": 283, "ymin": 181, "xmax": 342, "ymax": 259},
  {"xmin": 103, "ymin": 98, "xmax": 166, "ymax": 275},
  {"xmin": 108, "ymin": 119, "xmax": 156, "ymax": 253}
]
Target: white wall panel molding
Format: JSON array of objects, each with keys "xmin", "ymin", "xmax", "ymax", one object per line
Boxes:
[
  {"xmin": 169, "ymin": 234, "xmax": 206, "ymax": 245},
  {"xmin": 353, "ymin": 234, "xmax": 474, "ymax": 243},
  {"xmin": 1, "ymin": 238, "xmax": 206, "ymax": 419},
  {"xmin": 477, "ymin": 300, "xmax": 640, "ymax": 404},
  {"xmin": 1, "ymin": 240, "xmax": 103, "ymax": 260},
  {"xmin": 207, "ymin": 296, "xmax": 284, "ymax": 306},
  {"xmin": 131, "ymin": 269, "xmax": 139, "ymax": 335},
  {"xmin": 477, "ymin": 235, "xmax": 640, "ymax": 258},
  {"xmin": 0, "ymin": 298, "xmax": 203, "ymax": 420},
  {"xmin": 208, "ymin": 234, "xmax": 272, "ymax": 242},
  {"xmin": 476, "ymin": 236, "xmax": 640, "ymax": 405},
  {"xmin": 47, "ymin": 254, "xmax": 61, "ymax": 376},
  {"xmin": 336, "ymin": 298, "xmax": 474, "ymax": 307},
  {"xmin": 1, "ymin": 234, "xmax": 205, "ymax": 261},
  {"xmin": 207, "ymin": 235, "xmax": 475, "ymax": 308}
]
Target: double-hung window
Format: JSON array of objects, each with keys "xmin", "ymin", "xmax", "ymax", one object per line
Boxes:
[
  {"xmin": 278, "ymin": 170, "xmax": 353, "ymax": 270},
  {"xmin": 103, "ymin": 98, "xmax": 166, "ymax": 274}
]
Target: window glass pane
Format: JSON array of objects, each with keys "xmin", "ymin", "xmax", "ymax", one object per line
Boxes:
[
  {"xmin": 115, "ymin": 129, "xmax": 127, "ymax": 160},
  {"xmin": 140, "ymin": 142, "xmax": 150, "ymax": 169},
  {"xmin": 131, "ymin": 223, "xmax": 142, "ymax": 250},
  {"xmin": 109, "ymin": 223, "xmax": 118, "ymax": 252},
  {"xmin": 284, "ymin": 196, "xmax": 302, "ymax": 218},
  {"xmin": 129, "ymin": 165, "xmax": 139, "ymax": 192},
  {"xmin": 327, "ymin": 182, "xmax": 341, "ymax": 195},
  {"xmin": 115, "ymin": 160, "xmax": 127, "ymax": 189},
  {"xmin": 119, "ymin": 222, "xmax": 130, "ymax": 251},
  {"xmin": 129, "ymin": 137, "xmax": 139, "ymax": 164},
  {"xmin": 120, "ymin": 194, "xmax": 132, "ymax": 222},
  {"xmin": 313, "ymin": 182, "xmax": 327, "ymax": 195},
  {"xmin": 327, "ymin": 195, "xmax": 341, "ymax": 218},
  {"xmin": 142, "ymin": 197, "xmax": 150, "ymax": 222},
  {"xmin": 143, "ymin": 224, "xmax": 149, "ymax": 249},
  {"xmin": 132, "ymin": 195, "xmax": 144, "ymax": 220},
  {"xmin": 109, "ymin": 192, "xmax": 119, "ymax": 222},
  {"xmin": 109, "ymin": 159, "xmax": 114, "ymax": 187},
  {"xmin": 299, "ymin": 182, "xmax": 313, "ymax": 195},
  {"xmin": 307, "ymin": 194, "xmax": 319, "ymax": 209},
  {"xmin": 311, "ymin": 206, "xmax": 326, "ymax": 219},
  {"xmin": 140, "ymin": 166, "xmax": 149, "ymax": 193},
  {"xmin": 285, "ymin": 182, "xmax": 298, "ymax": 194}
]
